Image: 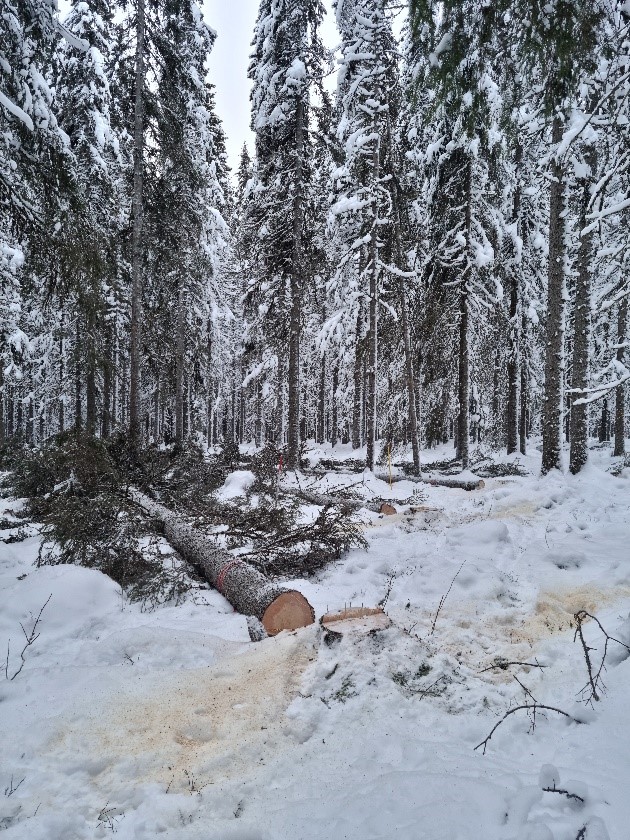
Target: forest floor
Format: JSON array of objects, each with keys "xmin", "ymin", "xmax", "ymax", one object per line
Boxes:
[{"xmin": 1, "ymin": 440, "xmax": 630, "ymax": 839}]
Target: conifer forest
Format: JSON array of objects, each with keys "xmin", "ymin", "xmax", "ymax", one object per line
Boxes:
[
  {"xmin": 2, "ymin": 0, "xmax": 627, "ymax": 474},
  {"xmin": 2, "ymin": 2, "xmax": 630, "ymax": 838}
]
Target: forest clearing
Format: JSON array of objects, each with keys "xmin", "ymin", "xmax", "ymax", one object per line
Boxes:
[{"xmin": 2, "ymin": 0, "xmax": 630, "ymax": 837}]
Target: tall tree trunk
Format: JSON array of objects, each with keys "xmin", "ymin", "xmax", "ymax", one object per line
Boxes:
[
  {"xmin": 507, "ymin": 144, "xmax": 522, "ymax": 454},
  {"xmin": 365, "ymin": 129, "xmax": 380, "ymax": 472},
  {"xmin": 614, "ymin": 297, "xmax": 627, "ymax": 456},
  {"xmin": 569, "ymin": 141, "xmax": 596, "ymax": 473},
  {"xmin": 400, "ymin": 281, "xmax": 420, "ymax": 475},
  {"xmin": 275, "ymin": 349, "xmax": 285, "ymax": 445},
  {"xmin": 0, "ymin": 364, "xmax": 4, "ymax": 446},
  {"xmin": 352, "ymin": 301, "xmax": 364, "ymax": 449},
  {"xmin": 287, "ymin": 96, "xmax": 305, "ymax": 469},
  {"xmin": 85, "ymin": 311, "xmax": 97, "ymax": 436},
  {"xmin": 175, "ymin": 284, "xmax": 185, "ymax": 448},
  {"xmin": 74, "ymin": 318, "xmax": 82, "ymax": 432},
  {"xmin": 542, "ymin": 115, "xmax": 566, "ymax": 474},
  {"xmin": 129, "ymin": 0, "xmax": 146, "ymax": 449},
  {"xmin": 331, "ymin": 364, "xmax": 339, "ymax": 448},
  {"xmin": 58, "ymin": 313, "xmax": 65, "ymax": 434},
  {"xmin": 102, "ymin": 327, "xmax": 112, "ymax": 439},
  {"xmin": 458, "ymin": 159, "xmax": 472, "ymax": 470},
  {"xmin": 317, "ymin": 351, "xmax": 325, "ymax": 444}
]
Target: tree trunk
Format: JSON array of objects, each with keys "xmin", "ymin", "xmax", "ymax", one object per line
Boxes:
[
  {"xmin": 317, "ymin": 351, "xmax": 325, "ymax": 445},
  {"xmin": 74, "ymin": 318, "xmax": 82, "ymax": 432},
  {"xmin": 569, "ymin": 142, "xmax": 596, "ymax": 473},
  {"xmin": 614, "ymin": 297, "xmax": 627, "ymax": 456},
  {"xmin": 0, "ymin": 364, "xmax": 4, "ymax": 446},
  {"xmin": 507, "ymin": 144, "xmax": 522, "ymax": 455},
  {"xmin": 542, "ymin": 115, "xmax": 566, "ymax": 474},
  {"xmin": 331, "ymin": 364, "xmax": 339, "ymax": 448},
  {"xmin": 287, "ymin": 96, "xmax": 305, "ymax": 469},
  {"xmin": 86, "ymin": 311, "xmax": 97, "ymax": 436},
  {"xmin": 58, "ymin": 313, "xmax": 65, "ymax": 434},
  {"xmin": 129, "ymin": 0, "xmax": 146, "ymax": 449},
  {"xmin": 175, "ymin": 284, "xmax": 186, "ymax": 448},
  {"xmin": 352, "ymin": 301, "xmax": 363, "ymax": 449},
  {"xmin": 457, "ymin": 159, "xmax": 472, "ymax": 470},
  {"xmin": 102, "ymin": 327, "xmax": 112, "ymax": 439},
  {"xmin": 274, "ymin": 349, "xmax": 284, "ymax": 445},
  {"xmin": 130, "ymin": 490, "xmax": 315, "ymax": 635},
  {"xmin": 365, "ymin": 127, "xmax": 380, "ymax": 472}
]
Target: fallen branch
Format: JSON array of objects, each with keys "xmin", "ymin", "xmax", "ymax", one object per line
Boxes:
[
  {"xmin": 542, "ymin": 784, "xmax": 584, "ymax": 804},
  {"xmin": 5, "ymin": 595, "xmax": 52, "ymax": 680},
  {"xmin": 574, "ymin": 610, "xmax": 630, "ymax": 704},
  {"xmin": 474, "ymin": 704, "xmax": 579, "ymax": 755},
  {"xmin": 479, "ymin": 659, "xmax": 547, "ymax": 673},
  {"xmin": 430, "ymin": 561, "xmax": 466, "ymax": 635}
]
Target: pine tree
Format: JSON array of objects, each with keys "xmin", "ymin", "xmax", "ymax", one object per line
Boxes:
[{"xmin": 248, "ymin": 0, "xmax": 325, "ymax": 466}]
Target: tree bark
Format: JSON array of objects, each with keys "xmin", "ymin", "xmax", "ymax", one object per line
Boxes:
[
  {"xmin": 331, "ymin": 364, "xmax": 339, "ymax": 448},
  {"xmin": 457, "ymin": 159, "xmax": 472, "ymax": 469},
  {"xmin": 85, "ymin": 311, "xmax": 97, "ymax": 436},
  {"xmin": 365, "ymin": 126, "xmax": 380, "ymax": 472},
  {"xmin": 175, "ymin": 284, "xmax": 186, "ymax": 448},
  {"xmin": 74, "ymin": 317, "xmax": 82, "ymax": 432},
  {"xmin": 614, "ymin": 297, "xmax": 627, "ymax": 456},
  {"xmin": 287, "ymin": 96, "xmax": 305, "ymax": 469},
  {"xmin": 569, "ymin": 141, "xmax": 596, "ymax": 473},
  {"xmin": 352, "ymin": 301, "xmax": 364, "ymax": 449},
  {"xmin": 130, "ymin": 490, "xmax": 315, "ymax": 634},
  {"xmin": 316, "ymin": 347, "xmax": 325, "ymax": 444},
  {"xmin": 507, "ymin": 144, "xmax": 522, "ymax": 455},
  {"xmin": 129, "ymin": 0, "xmax": 146, "ymax": 449},
  {"xmin": 541, "ymin": 115, "xmax": 566, "ymax": 474}
]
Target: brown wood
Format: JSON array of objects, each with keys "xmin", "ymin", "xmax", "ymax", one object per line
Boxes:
[
  {"xmin": 321, "ymin": 606, "xmax": 391, "ymax": 637},
  {"xmin": 262, "ymin": 591, "xmax": 315, "ymax": 635},
  {"xmin": 379, "ymin": 502, "xmax": 397, "ymax": 515}
]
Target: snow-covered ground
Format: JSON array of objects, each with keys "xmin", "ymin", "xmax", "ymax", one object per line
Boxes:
[{"xmin": 1, "ymin": 443, "xmax": 630, "ymax": 839}]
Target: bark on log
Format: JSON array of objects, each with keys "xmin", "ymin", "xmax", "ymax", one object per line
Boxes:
[
  {"xmin": 130, "ymin": 490, "xmax": 315, "ymax": 635},
  {"xmin": 423, "ymin": 473, "xmax": 485, "ymax": 491}
]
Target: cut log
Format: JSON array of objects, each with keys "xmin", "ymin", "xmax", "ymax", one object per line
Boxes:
[
  {"xmin": 320, "ymin": 606, "xmax": 391, "ymax": 639},
  {"xmin": 374, "ymin": 471, "xmax": 484, "ymax": 491},
  {"xmin": 130, "ymin": 489, "xmax": 315, "ymax": 635},
  {"xmin": 425, "ymin": 473, "xmax": 485, "ymax": 491}
]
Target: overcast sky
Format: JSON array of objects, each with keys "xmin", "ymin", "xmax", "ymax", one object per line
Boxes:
[{"xmin": 204, "ymin": 0, "xmax": 340, "ymax": 171}]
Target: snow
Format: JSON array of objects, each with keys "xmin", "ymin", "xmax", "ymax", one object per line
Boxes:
[
  {"xmin": 216, "ymin": 470, "xmax": 256, "ymax": 500},
  {"xmin": 2, "ymin": 444, "xmax": 630, "ymax": 838}
]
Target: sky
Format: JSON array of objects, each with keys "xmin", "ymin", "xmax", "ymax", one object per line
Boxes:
[{"xmin": 204, "ymin": 0, "xmax": 341, "ymax": 170}]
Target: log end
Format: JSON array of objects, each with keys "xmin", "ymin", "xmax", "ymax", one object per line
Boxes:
[{"xmin": 262, "ymin": 590, "xmax": 316, "ymax": 636}]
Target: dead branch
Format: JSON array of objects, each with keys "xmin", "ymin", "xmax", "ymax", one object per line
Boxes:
[
  {"xmin": 573, "ymin": 610, "xmax": 630, "ymax": 705},
  {"xmin": 430, "ymin": 561, "xmax": 466, "ymax": 635},
  {"xmin": 474, "ymin": 704, "xmax": 579, "ymax": 755},
  {"xmin": 5, "ymin": 595, "xmax": 52, "ymax": 680},
  {"xmin": 480, "ymin": 659, "xmax": 547, "ymax": 673},
  {"xmin": 542, "ymin": 784, "xmax": 585, "ymax": 804}
]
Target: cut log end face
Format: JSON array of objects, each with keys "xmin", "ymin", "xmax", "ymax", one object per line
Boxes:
[
  {"xmin": 262, "ymin": 590, "xmax": 316, "ymax": 636},
  {"xmin": 380, "ymin": 502, "xmax": 397, "ymax": 515},
  {"xmin": 320, "ymin": 606, "xmax": 391, "ymax": 637}
]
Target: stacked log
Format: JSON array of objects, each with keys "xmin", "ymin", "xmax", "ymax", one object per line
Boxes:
[{"xmin": 130, "ymin": 489, "xmax": 315, "ymax": 635}]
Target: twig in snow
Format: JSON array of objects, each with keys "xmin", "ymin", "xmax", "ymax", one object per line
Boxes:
[
  {"xmin": 542, "ymin": 784, "xmax": 585, "ymax": 804},
  {"xmin": 378, "ymin": 572, "xmax": 396, "ymax": 608},
  {"xmin": 474, "ymin": 704, "xmax": 579, "ymax": 755},
  {"xmin": 5, "ymin": 595, "xmax": 52, "ymax": 680},
  {"xmin": 4, "ymin": 776, "xmax": 25, "ymax": 797},
  {"xmin": 573, "ymin": 610, "xmax": 630, "ymax": 705},
  {"xmin": 479, "ymin": 658, "xmax": 547, "ymax": 673},
  {"xmin": 430, "ymin": 561, "xmax": 466, "ymax": 635}
]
